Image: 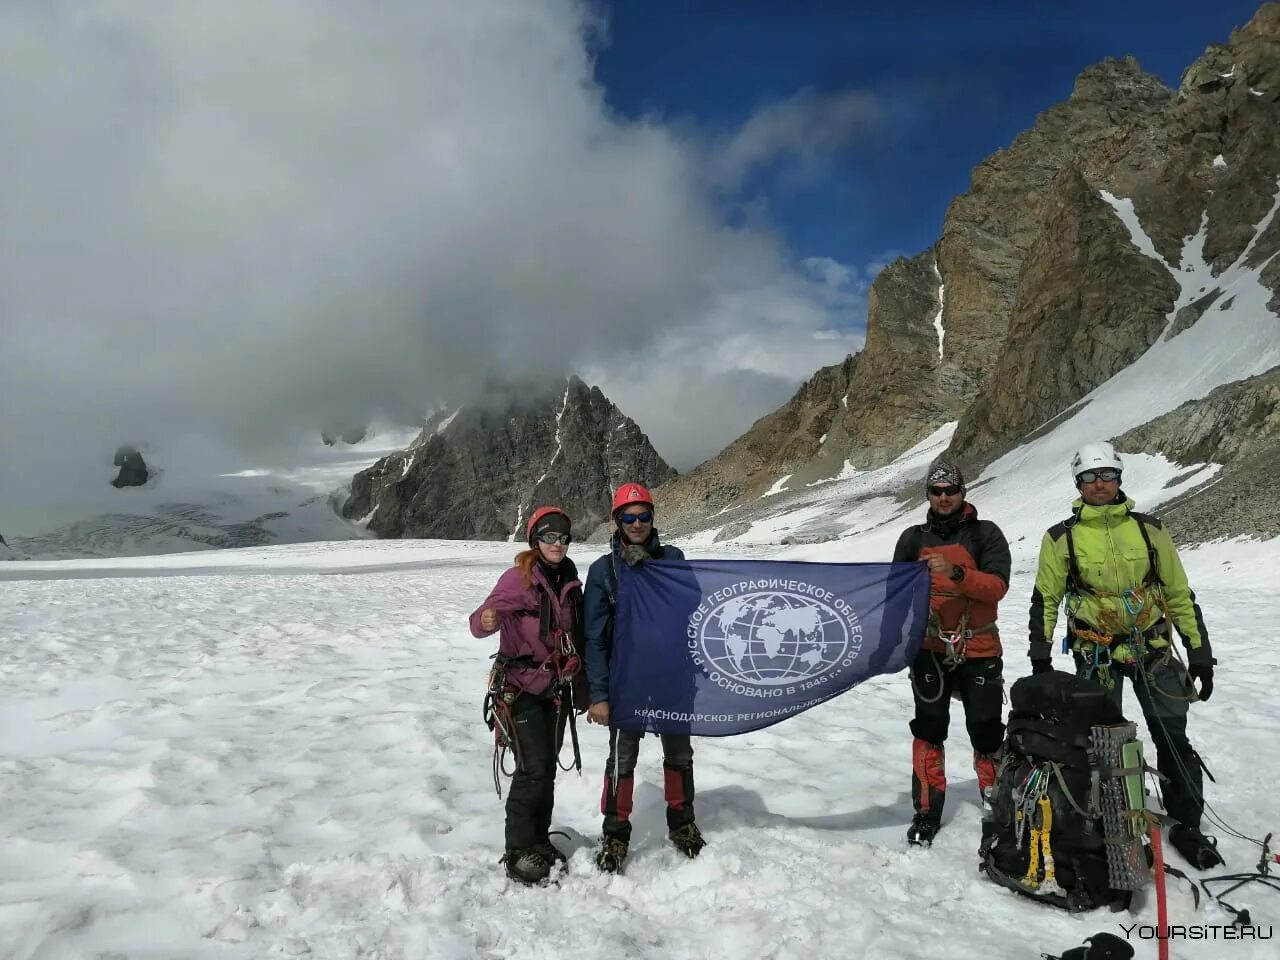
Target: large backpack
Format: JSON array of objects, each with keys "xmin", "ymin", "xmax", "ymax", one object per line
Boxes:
[{"xmin": 982, "ymin": 671, "xmax": 1151, "ymax": 912}]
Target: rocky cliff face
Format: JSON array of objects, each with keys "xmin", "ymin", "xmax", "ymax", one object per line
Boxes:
[
  {"xmin": 655, "ymin": 356, "xmax": 857, "ymax": 530},
  {"xmin": 1115, "ymin": 365, "xmax": 1280, "ymax": 542},
  {"xmin": 343, "ymin": 377, "xmax": 674, "ymax": 541},
  {"xmin": 949, "ymin": 164, "xmax": 1180, "ymax": 461},
  {"xmin": 657, "ymin": 4, "xmax": 1280, "ymax": 522},
  {"xmin": 950, "ymin": 6, "xmax": 1280, "ymax": 467}
]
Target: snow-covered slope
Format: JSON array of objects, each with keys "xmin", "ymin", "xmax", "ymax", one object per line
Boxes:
[{"xmin": 1, "ymin": 528, "xmax": 1276, "ymax": 958}]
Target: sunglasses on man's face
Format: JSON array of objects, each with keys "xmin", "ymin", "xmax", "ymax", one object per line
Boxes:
[
  {"xmin": 927, "ymin": 485, "xmax": 962, "ymax": 497},
  {"xmin": 619, "ymin": 511, "xmax": 653, "ymax": 525},
  {"xmin": 1076, "ymin": 469, "xmax": 1121, "ymax": 484},
  {"xmin": 536, "ymin": 532, "xmax": 571, "ymax": 546}
]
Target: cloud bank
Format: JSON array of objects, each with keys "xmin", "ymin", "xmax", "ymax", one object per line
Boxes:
[{"xmin": 0, "ymin": 0, "xmax": 869, "ymax": 494}]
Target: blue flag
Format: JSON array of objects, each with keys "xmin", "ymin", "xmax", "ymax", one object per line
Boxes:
[{"xmin": 610, "ymin": 557, "xmax": 929, "ymax": 736}]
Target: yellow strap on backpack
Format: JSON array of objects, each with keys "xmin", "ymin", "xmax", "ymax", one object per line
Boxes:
[
  {"xmin": 1038, "ymin": 796, "xmax": 1063, "ymax": 894},
  {"xmin": 1023, "ymin": 820, "xmax": 1042, "ymax": 888},
  {"xmin": 1021, "ymin": 795, "xmax": 1063, "ymax": 894}
]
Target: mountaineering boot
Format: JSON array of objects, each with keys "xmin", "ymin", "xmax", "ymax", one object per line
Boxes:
[
  {"xmin": 669, "ymin": 822, "xmax": 706, "ymax": 858},
  {"xmin": 503, "ymin": 847, "xmax": 552, "ymax": 885},
  {"xmin": 907, "ymin": 811, "xmax": 942, "ymax": 847},
  {"xmin": 910, "ymin": 738, "xmax": 946, "ymax": 846},
  {"xmin": 535, "ymin": 835, "xmax": 568, "ymax": 867},
  {"xmin": 595, "ymin": 836, "xmax": 629, "ymax": 874},
  {"xmin": 1169, "ymin": 823, "xmax": 1224, "ymax": 870}
]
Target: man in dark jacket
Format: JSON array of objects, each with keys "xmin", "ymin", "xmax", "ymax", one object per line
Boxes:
[
  {"xmin": 893, "ymin": 458, "xmax": 1011, "ymax": 847},
  {"xmin": 584, "ymin": 482, "xmax": 699, "ymax": 873}
]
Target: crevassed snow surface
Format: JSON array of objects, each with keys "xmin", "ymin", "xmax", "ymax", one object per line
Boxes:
[{"xmin": 2, "ymin": 530, "xmax": 1277, "ymax": 959}]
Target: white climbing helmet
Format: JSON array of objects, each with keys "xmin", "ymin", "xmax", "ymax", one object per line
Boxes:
[{"xmin": 1070, "ymin": 441, "xmax": 1123, "ymax": 481}]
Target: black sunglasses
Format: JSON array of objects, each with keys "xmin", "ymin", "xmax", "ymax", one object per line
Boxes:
[
  {"xmin": 1076, "ymin": 469, "xmax": 1121, "ymax": 484},
  {"xmin": 927, "ymin": 484, "xmax": 962, "ymax": 497},
  {"xmin": 536, "ymin": 532, "xmax": 571, "ymax": 546},
  {"xmin": 619, "ymin": 511, "xmax": 653, "ymax": 525}
]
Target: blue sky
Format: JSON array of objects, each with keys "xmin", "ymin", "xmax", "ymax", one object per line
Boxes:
[{"xmin": 595, "ymin": 1, "xmax": 1266, "ymax": 300}]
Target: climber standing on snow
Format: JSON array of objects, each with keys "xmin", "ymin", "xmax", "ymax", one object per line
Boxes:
[
  {"xmin": 583, "ymin": 482, "xmax": 702, "ymax": 873},
  {"xmin": 469, "ymin": 506, "xmax": 587, "ymax": 885},
  {"xmin": 1028, "ymin": 441, "xmax": 1222, "ymax": 869},
  {"xmin": 893, "ymin": 458, "xmax": 1011, "ymax": 847}
]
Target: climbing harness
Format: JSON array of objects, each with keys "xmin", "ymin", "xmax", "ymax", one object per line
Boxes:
[
  {"xmin": 482, "ymin": 585, "xmax": 584, "ymax": 797},
  {"xmin": 911, "ymin": 594, "xmax": 1000, "ymax": 703},
  {"xmin": 483, "ymin": 653, "xmax": 526, "ymax": 795},
  {"xmin": 1061, "ymin": 515, "xmax": 1171, "ymax": 690}
]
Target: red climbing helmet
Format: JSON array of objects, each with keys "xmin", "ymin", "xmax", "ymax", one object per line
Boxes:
[
  {"xmin": 611, "ymin": 482, "xmax": 653, "ymax": 515},
  {"xmin": 525, "ymin": 505, "xmax": 571, "ymax": 545}
]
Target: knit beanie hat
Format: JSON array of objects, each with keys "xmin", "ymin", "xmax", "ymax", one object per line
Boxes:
[{"xmin": 925, "ymin": 458, "xmax": 965, "ymax": 489}]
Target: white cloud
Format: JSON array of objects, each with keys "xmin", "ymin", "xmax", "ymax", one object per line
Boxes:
[
  {"xmin": 709, "ymin": 88, "xmax": 882, "ymax": 189},
  {"xmin": 0, "ymin": 0, "xmax": 866, "ymax": 500},
  {"xmin": 589, "ymin": 255, "xmax": 864, "ymax": 469}
]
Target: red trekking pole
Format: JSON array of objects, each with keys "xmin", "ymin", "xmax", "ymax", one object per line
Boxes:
[{"xmin": 1149, "ymin": 826, "xmax": 1170, "ymax": 960}]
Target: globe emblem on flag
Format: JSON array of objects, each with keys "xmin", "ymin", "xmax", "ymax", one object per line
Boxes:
[{"xmin": 698, "ymin": 591, "xmax": 853, "ymax": 686}]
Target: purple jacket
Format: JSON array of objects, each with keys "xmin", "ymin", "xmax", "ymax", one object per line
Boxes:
[{"xmin": 469, "ymin": 558, "xmax": 585, "ymax": 702}]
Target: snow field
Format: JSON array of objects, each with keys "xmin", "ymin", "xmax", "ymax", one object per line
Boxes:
[{"xmin": 1, "ymin": 537, "xmax": 1277, "ymax": 959}]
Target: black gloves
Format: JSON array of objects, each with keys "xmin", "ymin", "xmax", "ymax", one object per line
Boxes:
[
  {"xmin": 1188, "ymin": 662, "xmax": 1214, "ymax": 702},
  {"xmin": 620, "ymin": 543, "xmax": 649, "ymax": 567},
  {"xmin": 1031, "ymin": 659, "xmax": 1054, "ymax": 676}
]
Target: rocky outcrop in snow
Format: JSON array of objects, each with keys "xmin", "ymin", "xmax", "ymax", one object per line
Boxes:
[
  {"xmin": 1116, "ymin": 365, "xmax": 1280, "ymax": 542},
  {"xmin": 112, "ymin": 446, "xmax": 150, "ymax": 488}
]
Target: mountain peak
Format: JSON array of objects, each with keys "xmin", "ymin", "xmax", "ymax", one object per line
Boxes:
[
  {"xmin": 343, "ymin": 378, "xmax": 674, "ymax": 540},
  {"xmin": 1070, "ymin": 56, "xmax": 1170, "ymax": 103}
]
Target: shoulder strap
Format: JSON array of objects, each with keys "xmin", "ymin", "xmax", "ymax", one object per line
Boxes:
[
  {"xmin": 538, "ymin": 587, "xmax": 552, "ymax": 645},
  {"xmin": 902, "ymin": 524, "xmax": 925, "ymax": 561},
  {"xmin": 1130, "ymin": 514, "xmax": 1162, "ymax": 586},
  {"xmin": 1062, "ymin": 518, "xmax": 1090, "ymax": 594},
  {"xmin": 606, "ymin": 550, "xmax": 619, "ymax": 608}
]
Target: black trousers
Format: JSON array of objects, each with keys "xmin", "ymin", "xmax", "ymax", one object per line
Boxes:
[
  {"xmin": 909, "ymin": 650, "xmax": 1005, "ymax": 754},
  {"xmin": 601, "ymin": 728, "xmax": 695, "ymax": 840},
  {"xmin": 504, "ymin": 692, "xmax": 568, "ymax": 851}
]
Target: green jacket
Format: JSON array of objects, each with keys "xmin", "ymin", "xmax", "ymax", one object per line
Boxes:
[{"xmin": 1028, "ymin": 497, "xmax": 1211, "ymax": 666}]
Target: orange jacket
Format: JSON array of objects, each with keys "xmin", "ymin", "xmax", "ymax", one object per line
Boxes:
[{"xmin": 893, "ymin": 503, "xmax": 1011, "ymax": 657}]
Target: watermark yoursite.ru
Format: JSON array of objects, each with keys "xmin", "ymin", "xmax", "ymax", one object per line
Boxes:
[{"xmin": 1118, "ymin": 922, "xmax": 1274, "ymax": 941}]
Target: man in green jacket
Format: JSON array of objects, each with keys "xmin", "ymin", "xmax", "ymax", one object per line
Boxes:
[{"xmin": 1028, "ymin": 441, "xmax": 1222, "ymax": 869}]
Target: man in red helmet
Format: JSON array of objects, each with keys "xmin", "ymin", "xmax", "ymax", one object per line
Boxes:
[{"xmin": 583, "ymin": 481, "xmax": 699, "ymax": 873}]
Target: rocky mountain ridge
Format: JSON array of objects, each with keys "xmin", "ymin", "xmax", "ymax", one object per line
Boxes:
[
  {"xmin": 342, "ymin": 377, "xmax": 674, "ymax": 541},
  {"xmin": 654, "ymin": 3, "xmax": 1280, "ymax": 542}
]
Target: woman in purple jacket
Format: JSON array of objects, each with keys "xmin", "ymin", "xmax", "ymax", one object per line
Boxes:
[{"xmin": 469, "ymin": 505, "xmax": 586, "ymax": 885}]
